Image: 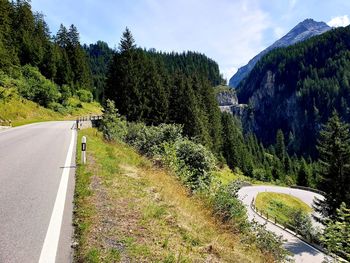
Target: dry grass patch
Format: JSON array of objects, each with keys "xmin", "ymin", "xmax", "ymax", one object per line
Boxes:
[{"xmin": 74, "ymin": 128, "xmax": 269, "ymax": 262}]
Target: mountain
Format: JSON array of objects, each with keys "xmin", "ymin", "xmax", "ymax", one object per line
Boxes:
[
  {"xmin": 229, "ymin": 19, "xmax": 331, "ymax": 88},
  {"xmin": 237, "ymin": 25, "xmax": 350, "ymax": 157}
]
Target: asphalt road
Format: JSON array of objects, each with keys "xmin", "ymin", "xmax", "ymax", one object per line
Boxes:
[
  {"xmin": 0, "ymin": 121, "xmax": 77, "ymax": 263},
  {"xmin": 238, "ymin": 185, "xmax": 328, "ymax": 263}
]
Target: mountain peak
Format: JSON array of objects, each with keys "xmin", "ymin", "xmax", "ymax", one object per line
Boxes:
[
  {"xmin": 298, "ymin": 18, "xmax": 329, "ymax": 29},
  {"xmin": 229, "ymin": 19, "xmax": 331, "ymax": 88}
]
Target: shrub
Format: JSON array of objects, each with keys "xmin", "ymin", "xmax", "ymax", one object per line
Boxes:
[
  {"xmin": 126, "ymin": 122, "xmax": 183, "ymax": 157},
  {"xmin": 212, "ymin": 181, "xmax": 249, "ymax": 231},
  {"xmin": 60, "ymin": 85, "xmax": 72, "ymax": 103},
  {"xmin": 291, "ymin": 209, "xmax": 315, "ymax": 242},
  {"xmin": 100, "ymin": 99, "xmax": 127, "ymax": 142},
  {"xmin": 250, "ymin": 221, "xmax": 291, "ymax": 262},
  {"xmin": 174, "ymin": 139, "xmax": 216, "ymax": 190},
  {"xmin": 48, "ymin": 102, "xmax": 67, "ymax": 114},
  {"xmin": 19, "ymin": 65, "xmax": 61, "ymax": 107},
  {"xmin": 77, "ymin": 89, "xmax": 93, "ymax": 102}
]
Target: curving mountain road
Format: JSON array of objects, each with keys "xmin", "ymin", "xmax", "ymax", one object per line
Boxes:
[
  {"xmin": 238, "ymin": 185, "xmax": 327, "ymax": 263},
  {"xmin": 0, "ymin": 121, "xmax": 76, "ymax": 263}
]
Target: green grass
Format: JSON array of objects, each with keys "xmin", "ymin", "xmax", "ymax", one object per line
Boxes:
[
  {"xmin": 0, "ymin": 87, "xmax": 102, "ymax": 127},
  {"xmin": 214, "ymin": 166, "xmax": 277, "ymax": 186},
  {"xmin": 255, "ymin": 192, "xmax": 312, "ymax": 226},
  {"xmin": 73, "ymin": 128, "xmax": 270, "ymax": 262}
]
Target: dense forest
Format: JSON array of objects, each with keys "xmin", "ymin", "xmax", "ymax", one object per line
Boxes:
[
  {"xmin": 0, "ymin": 0, "xmax": 94, "ymax": 108},
  {"xmin": 105, "ymin": 28, "xmax": 225, "ymax": 156},
  {"xmin": 237, "ymin": 25, "xmax": 350, "ymax": 158},
  {"xmin": 83, "ymin": 41, "xmax": 113, "ymax": 101}
]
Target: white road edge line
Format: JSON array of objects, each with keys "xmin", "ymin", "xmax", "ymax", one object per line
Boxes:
[{"xmin": 38, "ymin": 128, "xmax": 76, "ymax": 263}]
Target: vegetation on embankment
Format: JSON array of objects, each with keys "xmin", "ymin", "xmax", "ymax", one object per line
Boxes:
[
  {"xmin": 255, "ymin": 192, "xmax": 312, "ymax": 227},
  {"xmin": 74, "ymin": 128, "xmax": 270, "ymax": 262},
  {"xmin": 0, "ymin": 69, "xmax": 101, "ymax": 127},
  {"xmin": 0, "ymin": 87, "xmax": 101, "ymax": 126}
]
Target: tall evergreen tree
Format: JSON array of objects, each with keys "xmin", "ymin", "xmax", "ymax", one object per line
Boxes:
[
  {"xmin": 296, "ymin": 158, "xmax": 310, "ymax": 187},
  {"xmin": 119, "ymin": 27, "xmax": 136, "ymax": 52},
  {"xmin": 221, "ymin": 112, "xmax": 244, "ymax": 170},
  {"xmin": 316, "ymin": 112, "xmax": 350, "ymax": 217},
  {"xmin": 276, "ymin": 129, "xmax": 286, "ymax": 163}
]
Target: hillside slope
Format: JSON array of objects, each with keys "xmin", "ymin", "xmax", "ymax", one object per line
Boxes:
[
  {"xmin": 74, "ymin": 129, "xmax": 271, "ymax": 262},
  {"xmin": 0, "ymin": 87, "xmax": 101, "ymax": 126},
  {"xmin": 229, "ymin": 19, "xmax": 330, "ymax": 88}
]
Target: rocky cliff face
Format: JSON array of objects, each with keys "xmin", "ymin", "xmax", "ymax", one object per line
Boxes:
[
  {"xmin": 216, "ymin": 88, "xmax": 247, "ymax": 116},
  {"xmin": 216, "ymin": 90, "xmax": 238, "ymax": 106},
  {"xmin": 229, "ymin": 19, "xmax": 331, "ymax": 88},
  {"xmin": 242, "ymin": 70, "xmax": 299, "ymax": 138}
]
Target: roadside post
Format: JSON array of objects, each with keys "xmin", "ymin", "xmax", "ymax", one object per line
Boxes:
[{"xmin": 82, "ymin": 136, "xmax": 87, "ymax": 164}]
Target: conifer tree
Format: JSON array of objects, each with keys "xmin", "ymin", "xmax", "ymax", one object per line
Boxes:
[
  {"xmin": 316, "ymin": 112, "xmax": 350, "ymax": 217},
  {"xmin": 276, "ymin": 129, "xmax": 286, "ymax": 163},
  {"xmin": 321, "ymin": 202, "xmax": 350, "ymax": 260},
  {"xmin": 119, "ymin": 27, "xmax": 136, "ymax": 52},
  {"xmin": 297, "ymin": 158, "xmax": 310, "ymax": 187}
]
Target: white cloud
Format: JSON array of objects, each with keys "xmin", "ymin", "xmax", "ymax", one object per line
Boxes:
[
  {"xmin": 273, "ymin": 27, "xmax": 285, "ymax": 39},
  {"xmin": 327, "ymin": 15, "xmax": 350, "ymax": 27}
]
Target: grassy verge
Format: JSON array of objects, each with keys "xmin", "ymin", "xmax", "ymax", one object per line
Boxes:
[
  {"xmin": 74, "ymin": 128, "xmax": 269, "ymax": 262},
  {"xmin": 0, "ymin": 90, "xmax": 101, "ymax": 127},
  {"xmin": 255, "ymin": 192, "xmax": 312, "ymax": 226},
  {"xmin": 214, "ymin": 166, "xmax": 277, "ymax": 186}
]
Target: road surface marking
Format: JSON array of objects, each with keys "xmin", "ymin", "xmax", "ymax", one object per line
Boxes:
[{"xmin": 38, "ymin": 128, "xmax": 76, "ymax": 263}]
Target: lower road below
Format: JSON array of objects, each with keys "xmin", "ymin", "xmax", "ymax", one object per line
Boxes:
[{"xmin": 238, "ymin": 185, "xmax": 327, "ymax": 263}]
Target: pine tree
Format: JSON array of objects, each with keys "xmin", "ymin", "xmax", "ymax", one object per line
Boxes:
[
  {"xmin": 321, "ymin": 202, "xmax": 350, "ymax": 260},
  {"xmin": 296, "ymin": 158, "xmax": 310, "ymax": 187},
  {"xmin": 316, "ymin": 111, "xmax": 350, "ymax": 217},
  {"xmin": 221, "ymin": 112, "xmax": 244, "ymax": 170},
  {"xmin": 119, "ymin": 27, "xmax": 136, "ymax": 52},
  {"xmin": 55, "ymin": 24, "xmax": 68, "ymax": 48},
  {"xmin": 276, "ymin": 129, "xmax": 286, "ymax": 163},
  {"xmin": 13, "ymin": 0, "xmax": 36, "ymax": 65}
]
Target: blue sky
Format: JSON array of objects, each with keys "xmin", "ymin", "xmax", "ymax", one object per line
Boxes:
[{"xmin": 31, "ymin": 0, "xmax": 350, "ymax": 80}]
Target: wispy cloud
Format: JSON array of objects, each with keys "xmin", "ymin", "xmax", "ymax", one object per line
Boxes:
[{"xmin": 327, "ymin": 15, "xmax": 350, "ymax": 27}]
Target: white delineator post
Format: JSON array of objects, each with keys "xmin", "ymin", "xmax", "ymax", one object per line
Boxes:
[{"xmin": 82, "ymin": 136, "xmax": 87, "ymax": 164}]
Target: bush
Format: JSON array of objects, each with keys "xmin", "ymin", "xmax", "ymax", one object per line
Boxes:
[
  {"xmin": 174, "ymin": 139, "xmax": 216, "ymax": 190},
  {"xmin": 250, "ymin": 221, "xmax": 291, "ymax": 262},
  {"xmin": 59, "ymin": 85, "xmax": 72, "ymax": 103},
  {"xmin": 291, "ymin": 209, "xmax": 315, "ymax": 241},
  {"xmin": 77, "ymin": 89, "xmax": 93, "ymax": 102},
  {"xmin": 126, "ymin": 122, "xmax": 183, "ymax": 157},
  {"xmin": 100, "ymin": 100, "xmax": 127, "ymax": 142},
  {"xmin": 212, "ymin": 181, "xmax": 249, "ymax": 231},
  {"xmin": 48, "ymin": 102, "xmax": 67, "ymax": 114},
  {"xmin": 19, "ymin": 65, "xmax": 61, "ymax": 107}
]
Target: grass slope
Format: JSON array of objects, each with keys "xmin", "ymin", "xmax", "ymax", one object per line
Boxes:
[
  {"xmin": 255, "ymin": 192, "xmax": 312, "ymax": 226},
  {"xmin": 0, "ymin": 88, "xmax": 101, "ymax": 126},
  {"xmin": 74, "ymin": 128, "xmax": 269, "ymax": 262}
]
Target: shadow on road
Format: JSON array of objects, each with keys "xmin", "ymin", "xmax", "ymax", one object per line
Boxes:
[
  {"xmin": 59, "ymin": 165, "xmax": 76, "ymax": 169},
  {"xmin": 284, "ymin": 240, "xmax": 320, "ymax": 256}
]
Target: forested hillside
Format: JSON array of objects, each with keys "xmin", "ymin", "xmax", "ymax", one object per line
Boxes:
[
  {"xmin": 238, "ymin": 25, "xmax": 350, "ymax": 157},
  {"xmin": 83, "ymin": 41, "xmax": 113, "ymax": 101},
  {"xmin": 0, "ymin": 0, "xmax": 101, "ymax": 121},
  {"xmin": 105, "ymin": 29, "xmax": 225, "ymax": 155}
]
